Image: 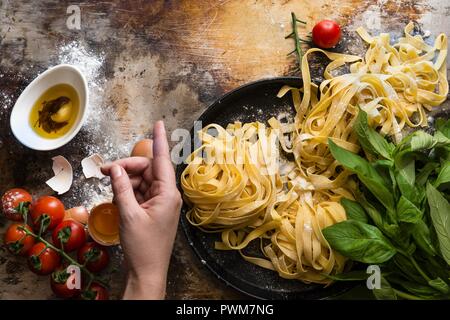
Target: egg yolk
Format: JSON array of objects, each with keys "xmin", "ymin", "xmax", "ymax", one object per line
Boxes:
[
  {"xmin": 89, "ymin": 203, "xmax": 120, "ymax": 245},
  {"xmin": 92, "ymin": 208, "xmax": 119, "ymax": 236}
]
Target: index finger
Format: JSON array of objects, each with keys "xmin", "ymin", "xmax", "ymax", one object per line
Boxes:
[
  {"xmin": 152, "ymin": 121, "xmax": 176, "ymax": 185},
  {"xmin": 101, "ymin": 157, "xmax": 151, "ymax": 176}
]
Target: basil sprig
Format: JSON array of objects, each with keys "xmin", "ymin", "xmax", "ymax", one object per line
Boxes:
[{"xmin": 323, "ymin": 109, "xmax": 450, "ymax": 300}]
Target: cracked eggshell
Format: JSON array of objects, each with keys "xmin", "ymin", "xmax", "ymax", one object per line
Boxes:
[
  {"xmin": 46, "ymin": 155, "xmax": 73, "ymax": 195},
  {"xmin": 81, "ymin": 154, "xmax": 105, "ymax": 179}
]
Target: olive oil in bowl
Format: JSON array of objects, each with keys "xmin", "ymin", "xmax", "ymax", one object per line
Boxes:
[
  {"xmin": 29, "ymin": 84, "xmax": 80, "ymax": 139},
  {"xmin": 11, "ymin": 64, "xmax": 88, "ymax": 150}
]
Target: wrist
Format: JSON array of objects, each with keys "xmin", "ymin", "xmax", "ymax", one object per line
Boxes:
[{"xmin": 123, "ymin": 268, "xmax": 167, "ymax": 300}]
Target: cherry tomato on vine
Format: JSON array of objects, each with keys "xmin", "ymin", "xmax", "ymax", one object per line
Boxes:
[
  {"xmin": 77, "ymin": 242, "xmax": 110, "ymax": 273},
  {"xmin": 312, "ymin": 20, "xmax": 341, "ymax": 49},
  {"xmin": 27, "ymin": 242, "xmax": 61, "ymax": 275},
  {"xmin": 82, "ymin": 283, "xmax": 109, "ymax": 300},
  {"xmin": 31, "ymin": 196, "xmax": 65, "ymax": 232},
  {"xmin": 52, "ymin": 220, "xmax": 86, "ymax": 252},
  {"xmin": 1, "ymin": 188, "xmax": 32, "ymax": 221},
  {"xmin": 3, "ymin": 223, "xmax": 35, "ymax": 255},
  {"xmin": 50, "ymin": 268, "xmax": 81, "ymax": 299}
]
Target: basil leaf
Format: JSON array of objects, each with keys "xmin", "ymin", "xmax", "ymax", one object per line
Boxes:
[
  {"xmin": 354, "ymin": 109, "xmax": 394, "ymax": 160},
  {"xmin": 416, "ymin": 162, "xmax": 439, "ymax": 186},
  {"xmin": 394, "ymin": 153, "xmax": 416, "ymax": 202},
  {"xmin": 373, "ymin": 160, "xmax": 395, "ymax": 192},
  {"xmin": 426, "ymin": 183, "xmax": 450, "ymax": 265},
  {"xmin": 408, "ymin": 130, "xmax": 450, "ymax": 152},
  {"xmin": 434, "ymin": 131, "xmax": 450, "ymax": 147},
  {"xmin": 373, "ymin": 275, "xmax": 397, "ymax": 300},
  {"xmin": 428, "ymin": 277, "xmax": 449, "ymax": 294},
  {"xmin": 356, "ymin": 191, "xmax": 403, "ymax": 242},
  {"xmin": 356, "ymin": 194, "xmax": 384, "ymax": 228},
  {"xmin": 386, "ymin": 223, "xmax": 412, "ymax": 254},
  {"xmin": 323, "ymin": 220, "xmax": 397, "ymax": 264},
  {"xmin": 397, "ymin": 196, "xmax": 423, "ymax": 223},
  {"xmin": 389, "ymin": 167, "xmax": 399, "ymax": 200},
  {"xmin": 435, "ymin": 118, "xmax": 450, "ymax": 139},
  {"xmin": 392, "ymin": 254, "xmax": 426, "ymax": 284},
  {"xmin": 383, "ymin": 223, "xmax": 404, "ymax": 242},
  {"xmin": 434, "ymin": 161, "xmax": 450, "ymax": 188},
  {"xmin": 395, "ymin": 130, "xmax": 450, "ymax": 161},
  {"xmin": 323, "ymin": 270, "xmax": 369, "ymax": 281},
  {"xmin": 341, "ymin": 198, "xmax": 368, "ymax": 223},
  {"xmin": 412, "ymin": 220, "xmax": 437, "ymax": 256},
  {"xmin": 329, "ymin": 139, "xmax": 395, "ymax": 211},
  {"xmin": 411, "ymin": 131, "xmax": 437, "ymax": 151},
  {"xmin": 418, "ymin": 252, "xmax": 450, "ymax": 281},
  {"xmin": 389, "ymin": 276, "xmax": 440, "ymax": 297}
]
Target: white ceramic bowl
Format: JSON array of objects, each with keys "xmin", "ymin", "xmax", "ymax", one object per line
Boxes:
[{"xmin": 10, "ymin": 64, "xmax": 89, "ymax": 151}]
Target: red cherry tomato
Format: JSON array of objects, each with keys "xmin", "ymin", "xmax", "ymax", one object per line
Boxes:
[
  {"xmin": 312, "ymin": 20, "xmax": 341, "ymax": 49},
  {"xmin": 52, "ymin": 220, "xmax": 86, "ymax": 252},
  {"xmin": 27, "ymin": 242, "xmax": 61, "ymax": 275},
  {"xmin": 3, "ymin": 223, "xmax": 35, "ymax": 255},
  {"xmin": 31, "ymin": 196, "xmax": 65, "ymax": 232},
  {"xmin": 50, "ymin": 268, "xmax": 81, "ymax": 299},
  {"xmin": 77, "ymin": 242, "xmax": 110, "ymax": 273},
  {"xmin": 1, "ymin": 188, "xmax": 32, "ymax": 221},
  {"xmin": 82, "ymin": 283, "xmax": 109, "ymax": 300}
]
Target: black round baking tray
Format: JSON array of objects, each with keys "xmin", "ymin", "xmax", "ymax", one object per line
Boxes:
[{"xmin": 175, "ymin": 77, "xmax": 356, "ymax": 299}]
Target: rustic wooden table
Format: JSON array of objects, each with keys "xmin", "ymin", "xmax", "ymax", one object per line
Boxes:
[{"xmin": 0, "ymin": 0, "xmax": 448, "ymax": 299}]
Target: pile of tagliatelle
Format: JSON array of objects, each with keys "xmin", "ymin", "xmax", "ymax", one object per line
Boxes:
[{"xmin": 181, "ymin": 22, "xmax": 448, "ymax": 284}]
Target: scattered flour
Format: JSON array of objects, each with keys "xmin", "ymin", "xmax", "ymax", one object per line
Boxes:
[{"xmin": 55, "ymin": 41, "xmax": 127, "ymax": 209}]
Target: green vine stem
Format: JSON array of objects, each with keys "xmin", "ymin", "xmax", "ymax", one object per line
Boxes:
[{"xmin": 19, "ymin": 226, "xmax": 108, "ymax": 289}]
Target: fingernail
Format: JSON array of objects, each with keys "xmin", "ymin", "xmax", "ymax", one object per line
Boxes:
[
  {"xmin": 157, "ymin": 120, "xmax": 166, "ymax": 134},
  {"xmin": 111, "ymin": 165, "xmax": 122, "ymax": 179},
  {"xmin": 100, "ymin": 161, "xmax": 112, "ymax": 171}
]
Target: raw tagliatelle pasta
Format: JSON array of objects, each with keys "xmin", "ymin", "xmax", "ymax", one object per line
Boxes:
[{"xmin": 181, "ymin": 22, "xmax": 448, "ymax": 284}]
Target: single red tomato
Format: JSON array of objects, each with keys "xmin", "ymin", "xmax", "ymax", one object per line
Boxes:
[
  {"xmin": 312, "ymin": 20, "xmax": 341, "ymax": 49},
  {"xmin": 52, "ymin": 220, "xmax": 86, "ymax": 252},
  {"xmin": 27, "ymin": 242, "xmax": 61, "ymax": 275},
  {"xmin": 31, "ymin": 196, "xmax": 65, "ymax": 232},
  {"xmin": 1, "ymin": 188, "xmax": 32, "ymax": 221},
  {"xmin": 50, "ymin": 268, "xmax": 82, "ymax": 299},
  {"xmin": 82, "ymin": 283, "xmax": 109, "ymax": 300},
  {"xmin": 3, "ymin": 223, "xmax": 35, "ymax": 255},
  {"xmin": 77, "ymin": 242, "xmax": 110, "ymax": 273}
]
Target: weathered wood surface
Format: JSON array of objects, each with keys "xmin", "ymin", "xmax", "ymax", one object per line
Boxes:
[{"xmin": 0, "ymin": 0, "xmax": 449, "ymax": 299}]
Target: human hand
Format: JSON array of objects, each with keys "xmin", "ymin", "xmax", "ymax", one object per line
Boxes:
[{"xmin": 101, "ymin": 121, "xmax": 182, "ymax": 300}]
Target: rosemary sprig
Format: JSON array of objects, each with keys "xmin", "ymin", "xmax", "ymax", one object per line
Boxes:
[{"xmin": 285, "ymin": 12, "xmax": 308, "ymax": 72}]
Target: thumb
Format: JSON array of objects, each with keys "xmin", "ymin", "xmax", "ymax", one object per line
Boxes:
[{"xmin": 109, "ymin": 165, "xmax": 140, "ymax": 215}]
